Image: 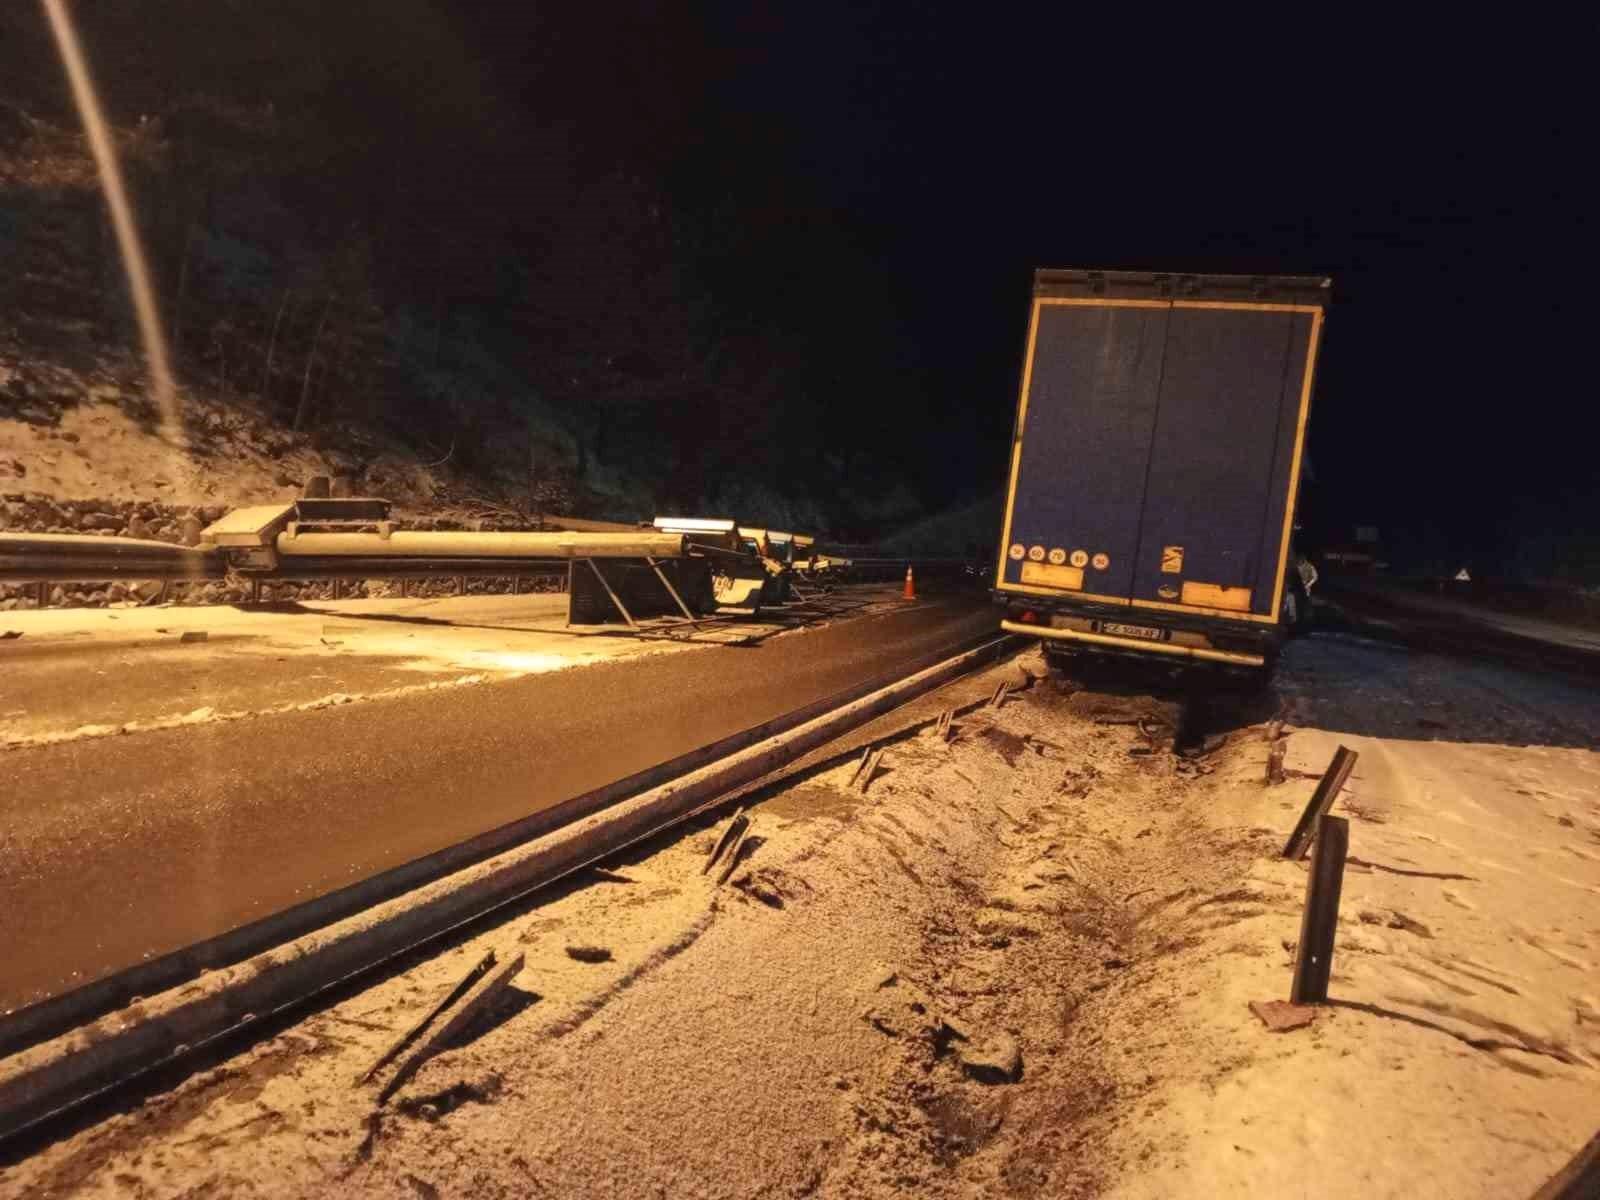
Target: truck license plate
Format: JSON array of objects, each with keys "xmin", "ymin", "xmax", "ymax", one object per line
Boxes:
[{"xmin": 1101, "ymin": 621, "xmax": 1163, "ymax": 641}]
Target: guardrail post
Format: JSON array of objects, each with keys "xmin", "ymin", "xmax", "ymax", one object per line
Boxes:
[
  {"xmin": 1289, "ymin": 813, "xmax": 1349, "ymax": 1004},
  {"xmin": 1282, "ymin": 746, "xmax": 1358, "ymax": 859}
]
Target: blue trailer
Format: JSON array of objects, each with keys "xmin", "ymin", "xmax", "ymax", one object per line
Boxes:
[{"xmin": 994, "ymin": 269, "xmax": 1330, "ymax": 681}]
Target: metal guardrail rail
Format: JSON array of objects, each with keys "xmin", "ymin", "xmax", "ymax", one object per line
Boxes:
[{"xmin": 0, "ymin": 500, "xmax": 975, "ymax": 625}]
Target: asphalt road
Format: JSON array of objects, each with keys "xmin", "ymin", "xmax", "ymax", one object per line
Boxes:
[
  {"xmin": 0, "ymin": 589, "xmax": 997, "ymax": 1014},
  {"xmin": 1320, "ymin": 577, "xmax": 1600, "ymax": 681}
]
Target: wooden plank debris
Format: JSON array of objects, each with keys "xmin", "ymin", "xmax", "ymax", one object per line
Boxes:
[{"xmin": 1248, "ymin": 999, "xmax": 1316, "ymax": 1032}]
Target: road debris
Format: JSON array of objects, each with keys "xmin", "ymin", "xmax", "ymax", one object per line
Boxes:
[
  {"xmin": 378, "ymin": 951, "xmax": 525, "ymax": 1105},
  {"xmin": 359, "ymin": 951, "xmax": 498, "ymax": 1085},
  {"xmin": 565, "ymin": 944, "xmax": 613, "ymax": 964},
  {"xmin": 1282, "ymin": 745, "xmax": 1359, "ymax": 859},
  {"xmin": 854, "ymin": 746, "xmax": 886, "ymax": 794},
  {"xmin": 1264, "ymin": 719, "xmax": 1288, "ymax": 785},
  {"xmin": 1136, "ymin": 716, "xmax": 1169, "ymax": 747},
  {"xmin": 1178, "ymin": 732, "xmax": 1228, "ymax": 759},
  {"xmin": 6, "ymin": 639, "xmax": 1593, "ymax": 1197},
  {"xmin": 702, "ymin": 807, "xmax": 748, "ymax": 875},
  {"xmin": 179, "ymin": 630, "xmax": 208, "ymax": 643},
  {"xmin": 715, "ymin": 819, "xmax": 755, "ymax": 886},
  {"xmin": 1248, "ymin": 999, "xmax": 1316, "ymax": 1033}
]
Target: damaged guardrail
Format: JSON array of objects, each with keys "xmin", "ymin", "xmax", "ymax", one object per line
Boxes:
[
  {"xmin": 0, "ymin": 497, "xmax": 768, "ymax": 627},
  {"xmin": 0, "ymin": 496, "xmax": 969, "ymax": 628},
  {"xmin": 0, "ymin": 531, "xmax": 227, "ymax": 583}
]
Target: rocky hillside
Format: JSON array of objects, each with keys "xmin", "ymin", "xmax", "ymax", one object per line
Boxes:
[{"xmin": 0, "ymin": 0, "xmax": 946, "ymax": 540}]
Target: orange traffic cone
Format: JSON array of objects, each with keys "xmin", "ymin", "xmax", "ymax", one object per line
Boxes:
[{"xmin": 903, "ymin": 564, "xmax": 916, "ymax": 600}]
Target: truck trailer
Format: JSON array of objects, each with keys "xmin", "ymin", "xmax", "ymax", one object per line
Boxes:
[{"xmin": 993, "ymin": 269, "xmax": 1330, "ymax": 681}]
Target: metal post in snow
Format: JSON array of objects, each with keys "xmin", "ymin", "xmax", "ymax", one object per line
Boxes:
[
  {"xmin": 1282, "ymin": 745, "xmax": 1359, "ymax": 859},
  {"xmin": 1289, "ymin": 814, "xmax": 1349, "ymax": 1004}
]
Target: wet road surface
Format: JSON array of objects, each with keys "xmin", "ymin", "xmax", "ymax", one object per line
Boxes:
[{"xmin": 0, "ymin": 588, "xmax": 996, "ymax": 1013}]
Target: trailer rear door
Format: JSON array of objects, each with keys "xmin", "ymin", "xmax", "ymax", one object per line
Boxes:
[
  {"xmin": 998, "ymin": 300, "xmax": 1169, "ymax": 603},
  {"xmin": 1128, "ymin": 304, "xmax": 1316, "ymax": 621}
]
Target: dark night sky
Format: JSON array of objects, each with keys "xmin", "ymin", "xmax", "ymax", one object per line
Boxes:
[{"xmin": 466, "ymin": 8, "xmax": 1593, "ymax": 561}]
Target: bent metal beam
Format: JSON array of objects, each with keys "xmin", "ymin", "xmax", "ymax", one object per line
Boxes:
[
  {"xmin": 274, "ymin": 530, "xmax": 687, "ymax": 561},
  {"xmin": 0, "ymin": 530, "xmax": 689, "ymax": 584}
]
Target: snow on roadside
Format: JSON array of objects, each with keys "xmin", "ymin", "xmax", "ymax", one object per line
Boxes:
[
  {"xmin": 0, "ymin": 593, "xmax": 702, "ymax": 750},
  {"xmin": 1104, "ymin": 634, "xmax": 1599, "ymax": 1199},
  {"xmin": 7, "ymin": 640, "xmax": 1595, "ymax": 1198},
  {"xmin": 0, "ymin": 673, "xmax": 489, "ymax": 752},
  {"xmin": 1, "ymin": 653, "xmax": 1250, "ymax": 1197}
]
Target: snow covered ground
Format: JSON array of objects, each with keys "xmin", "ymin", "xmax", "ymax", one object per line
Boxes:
[{"xmin": 3, "ymin": 634, "xmax": 1595, "ymax": 1198}]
